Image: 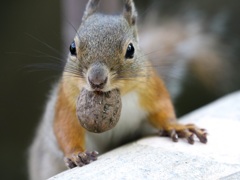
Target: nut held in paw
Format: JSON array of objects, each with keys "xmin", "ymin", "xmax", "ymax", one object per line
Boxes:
[{"xmin": 77, "ymin": 88, "xmax": 122, "ymax": 133}]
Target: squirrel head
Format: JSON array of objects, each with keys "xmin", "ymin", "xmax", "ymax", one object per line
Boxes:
[{"xmin": 64, "ymin": 0, "xmax": 147, "ymax": 94}]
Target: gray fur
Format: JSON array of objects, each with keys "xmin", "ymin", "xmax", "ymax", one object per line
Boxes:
[
  {"xmin": 28, "ymin": 84, "xmax": 67, "ymax": 180},
  {"xmin": 71, "ymin": 13, "xmax": 143, "ymax": 82},
  {"xmin": 123, "ymin": 0, "xmax": 137, "ymax": 26},
  {"xmin": 82, "ymin": 0, "xmax": 100, "ymax": 22}
]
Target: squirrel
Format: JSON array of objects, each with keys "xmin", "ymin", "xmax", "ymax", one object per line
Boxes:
[{"xmin": 28, "ymin": 0, "xmax": 207, "ymax": 179}]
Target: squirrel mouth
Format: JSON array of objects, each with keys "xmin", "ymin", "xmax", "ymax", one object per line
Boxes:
[
  {"xmin": 93, "ymin": 88, "xmax": 104, "ymax": 92},
  {"xmin": 87, "ymin": 87, "xmax": 108, "ymax": 93}
]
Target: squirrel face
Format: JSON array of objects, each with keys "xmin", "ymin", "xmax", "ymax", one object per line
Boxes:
[{"xmin": 64, "ymin": 0, "xmax": 147, "ymax": 94}]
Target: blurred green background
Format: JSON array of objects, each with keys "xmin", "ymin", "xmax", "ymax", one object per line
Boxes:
[{"xmin": 1, "ymin": 0, "xmax": 240, "ymax": 179}]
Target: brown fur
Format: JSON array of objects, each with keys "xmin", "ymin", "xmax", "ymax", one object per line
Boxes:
[
  {"xmin": 54, "ymin": 81, "xmax": 85, "ymax": 157},
  {"xmin": 138, "ymin": 70, "xmax": 176, "ymax": 129}
]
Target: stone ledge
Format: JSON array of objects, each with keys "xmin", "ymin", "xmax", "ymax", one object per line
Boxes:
[{"xmin": 49, "ymin": 91, "xmax": 240, "ymax": 180}]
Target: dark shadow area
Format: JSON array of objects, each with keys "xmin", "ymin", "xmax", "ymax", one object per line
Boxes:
[{"xmin": 0, "ymin": 1, "xmax": 61, "ymax": 179}]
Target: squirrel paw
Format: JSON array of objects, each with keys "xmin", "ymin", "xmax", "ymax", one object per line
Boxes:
[
  {"xmin": 158, "ymin": 123, "xmax": 207, "ymax": 144},
  {"xmin": 64, "ymin": 151, "xmax": 99, "ymax": 169}
]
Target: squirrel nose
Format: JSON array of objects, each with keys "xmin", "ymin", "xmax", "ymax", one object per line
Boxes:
[
  {"xmin": 88, "ymin": 63, "xmax": 108, "ymax": 90},
  {"xmin": 88, "ymin": 76, "xmax": 108, "ymax": 90}
]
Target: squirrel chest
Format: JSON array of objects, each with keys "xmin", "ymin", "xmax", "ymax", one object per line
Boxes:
[{"xmin": 85, "ymin": 90, "xmax": 152, "ymax": 153}]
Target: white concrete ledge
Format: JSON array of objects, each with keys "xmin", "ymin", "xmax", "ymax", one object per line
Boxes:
[{"xmin": 49, "ymin": 91, "xmax": 240, "ymax": 180}]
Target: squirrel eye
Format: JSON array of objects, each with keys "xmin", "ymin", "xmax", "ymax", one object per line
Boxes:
[
  {"xmin": 69, "ymin": 41, "xmax": 77, "ymax": 56},
  {"xmin": 125, "ymin": 43, "xmax": 134, "ymax": 59}
]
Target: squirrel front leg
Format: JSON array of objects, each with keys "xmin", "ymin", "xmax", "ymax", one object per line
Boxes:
[
  {"xmin": 54, "ymin": 84, "xmax": 98, "ymax": 169},
  {"xmin": 139, "ymin": 71, "xmax": 207, "ymax": 144}
]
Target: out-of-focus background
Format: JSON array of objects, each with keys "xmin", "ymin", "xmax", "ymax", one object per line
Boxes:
[{"xmin": 1, "ymin": 0, "xmax": 240, "ymax": 179}]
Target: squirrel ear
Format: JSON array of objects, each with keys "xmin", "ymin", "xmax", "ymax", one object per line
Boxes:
[
  {"xmin": 82, "ymin": 0, "xmax": 100, "ymax": 21},
  {"xmin": 123, "ymin": 0, "xmax": 137, "ymax": 26}
]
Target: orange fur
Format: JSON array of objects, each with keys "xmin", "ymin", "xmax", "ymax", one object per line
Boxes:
[
  {"xmin": 137, "ymin": 68, "xmax": 180, "ymax": 130},
  {"xmin": 54, "ymin": 80, "xmax": 85, "ymax": 157}
]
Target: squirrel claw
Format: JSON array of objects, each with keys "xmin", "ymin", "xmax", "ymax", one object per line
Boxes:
[
  {"xmin": 169, "ymin": 129, "xmax": 178, "ymax": 142},
  {"xmin": 187, "ymin": 124, "xmax": 208, "ymax": 144},
  {"xmin": 64, "ymin": 150, "xmax": 99, "ymax": 169},
  {"xmin": 85, "ymin": 150, "xmax": 99, "ymax": 161},
  {"xmin": 64, "ymin": 158, "xmax": 77, "ymax": 169},
  {"xmin": 158, "ymin": 123, "xmax": 207, "ymax": 144}
]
